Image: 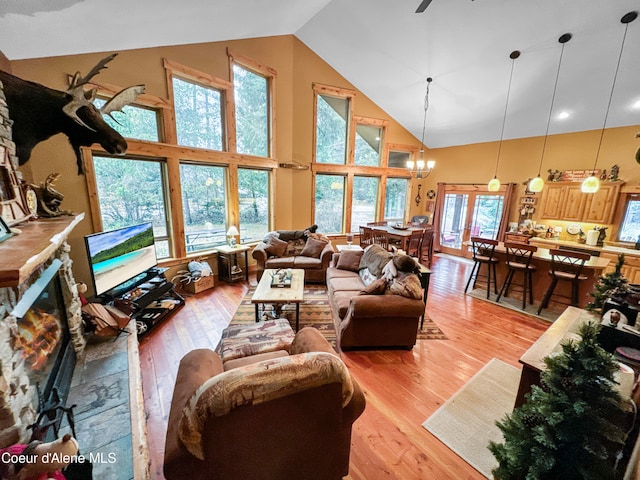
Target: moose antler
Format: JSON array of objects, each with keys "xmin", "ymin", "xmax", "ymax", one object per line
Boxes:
[
  {"xmin": 101, "ymin": 85, "xmax": 146, "ymax": 120},
  {"xmin": 67, "ymin": 53, "xmax": 118, "ymax": 90}
]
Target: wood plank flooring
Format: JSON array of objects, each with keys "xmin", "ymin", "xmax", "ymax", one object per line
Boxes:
[{"xmin": 139, "ymin": 254, "xmax": 551, "ymax": 479}]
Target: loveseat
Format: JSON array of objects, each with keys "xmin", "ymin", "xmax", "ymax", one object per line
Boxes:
[
  {"xmin": 251, "ymin": 226, "xmax": 334, "ymax": 283},
  {"xmin": 326, "ymin": 245, "xmax": 426, "ymax": 349},
  {"xmin": 164, "ymin": 326, "xmax": 366, "ymax": 480}
]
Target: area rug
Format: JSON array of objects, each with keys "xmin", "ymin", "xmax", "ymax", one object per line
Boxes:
[
  {"xmin": 422, "ymin": 358, "xmax": 521, "ymax": 479},
  {"xmin": 229, "ymin": 285, "xmax": 447, "ymax": 347}
]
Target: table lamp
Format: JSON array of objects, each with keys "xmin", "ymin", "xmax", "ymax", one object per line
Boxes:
[{"xmin": 226, "ymin": 226, "xmax": 239, "ymax": 247}]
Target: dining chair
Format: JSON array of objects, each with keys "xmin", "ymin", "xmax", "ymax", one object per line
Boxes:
[
  {"xmin": 464, "ymin": 237, "xmax": 499, "ymax": 299},
  {"xmin": 405, "ymin": 229, "xmax": 424, "ymax": 258},
  {"xmin": 371, "ymin": 229, "xmax": 389, "ymax": 250},
  {"xmin": 496, "ymin": 242, "xmax": 538, "ymax": 310},
  {"xmin": 359, "ymin": 226, "xmax": 373, "ymax": 247},
  {"xmin": 367, "ymin": 221, "xmax": 388, "ymax": 226},
  {"xmin": 419, "ymin": 229, "xmax": 435, "ymax": 267},
  {"xmin": 537, "ymin": 249, "xmax": 590, "ymax": 315}
]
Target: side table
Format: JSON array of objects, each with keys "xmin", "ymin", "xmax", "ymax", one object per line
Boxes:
[
  {"xmin": 216, "ymin": 245, "xmax": 250, "ymax": 282},
  {"xmin": 414, "ymin": 260, "xmax": 432, "ymax": 330}
]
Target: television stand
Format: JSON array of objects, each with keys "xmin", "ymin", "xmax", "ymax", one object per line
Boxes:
[{"xmin": 112, "ymin": 270, "xmax": 184, "ymax": 336}]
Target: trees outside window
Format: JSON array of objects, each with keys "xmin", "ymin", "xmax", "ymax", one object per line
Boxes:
[
  {"xmin": 173, "ymin": 76, "xmax": 224, "ymax": 150},
  {"xmin": 315, "ymin": 175, "xmax": 345, "ymax": 234},
  {"xmin": 180, "ymin": 164, "xmax": 227, "ymax": 253},
  {"xmin": 93, "ymin": 98, "xmax": 159, "ymax": 142},
  {"xmin": 354, "ymin": 124, "xmax": 381, "ymax": 166},
  {"xmin": 350, "ymin": 176, "xmax": 379, "ymax": 232},
  {"xmin": 233, "ymin": 64, "xmax": 269, "ymax": 157},
  {"xmin": 92, "ymin": 156, "xmax": 170, "ymax": 258},
  {"xmin": 384, "ymin": 178, "xmax": 408, "ymax": 223},
  {"xmin": 618, "ymin": 198, "xmax": 640, "ymax": 242},
  {"xmin": 238, "ymin": 168, "xmax": 270, "ymax": 242},
  {"xmin": 316, "ymin": 94, "xmax": 349, "ymax": 165}
]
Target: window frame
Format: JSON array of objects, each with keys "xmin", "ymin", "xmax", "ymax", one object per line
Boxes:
[
  {"xmin": 228, "ymin": 49, "xmax": 276, "ymax": 159},
  {"xmin": 311, "ymin": 84, "xmax": 411, "ymax": 233},
  {"xmin": 84, "ymin": 58, "xmax": 278, "ymax": 265}
]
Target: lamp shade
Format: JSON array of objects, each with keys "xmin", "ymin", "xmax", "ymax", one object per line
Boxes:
[
  {"xmin": 528, "ymin": 176, "xmax": 545, "ymax": 193},
  {"xmin": 226, "ymin": 226, "xmax": 239, "ymax": 237},
  {"xmin": 581, "ymin": 176, "xmax": 600, "ymax": 193}
]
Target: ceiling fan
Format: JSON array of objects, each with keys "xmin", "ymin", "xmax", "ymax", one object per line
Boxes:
[{"xmin": 416, "ymin": 0, "xmax": 474, "ymax": 13}]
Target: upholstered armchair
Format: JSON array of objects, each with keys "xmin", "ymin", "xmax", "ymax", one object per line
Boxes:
[{"xmin": 164, "ymin": 327, "xmax": 366, "ymax": 480}]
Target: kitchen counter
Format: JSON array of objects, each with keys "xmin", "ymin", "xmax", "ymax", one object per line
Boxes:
[{"xmin": 529, "ymin": 236, "xmax": 640, "ymax": 258}]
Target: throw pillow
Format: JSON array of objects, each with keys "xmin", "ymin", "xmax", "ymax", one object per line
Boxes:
[
  {"xmin": 300, "ymin": 237, "xmax": 328, "ymax": 258},
  {"xmin": 284, "ymin": 238, "xmax": 306, "ymax": 256},
  {"xmin": 336, "ymin": 250, "xmax": 363, "ymax": 272},
  {"xmin": 359, "ymin": 244, "xmax": 392, "ymax": 277},
  {"xmin": 265, "ymin": 236, "xmax": 288, "ymax": 257},
  {"xmin": 359, "ymin": 278, "xmax": 387, "ymax": 295},
  {"xmin": 387, "ymin": 272, "xmax": 423, "ymax": 300}
]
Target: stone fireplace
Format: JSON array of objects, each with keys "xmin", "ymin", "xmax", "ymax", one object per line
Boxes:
[{"xmin": 0, "ymin": 214, "xmax": 85, "ymax": 447}]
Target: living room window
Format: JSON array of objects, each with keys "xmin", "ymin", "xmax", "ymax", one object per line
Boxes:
[
  {"xmin": 354, "ymin": 123, "xmax": 383, "ymax": 167},
  {"xmin": 91, "ymin": 155, "xmax": 171, "ymax": 259},
  {"xmin": 173, "ymin": 76, "xmax": 225, "ymax": 151},
  {"xmin": 314, "ymin": 86, "xmax": 353, "ymax": 165},
  {"xmin": 238, "ymin": 168, "xmax": 270, "ymax": 243},
  {"xmin": 232, "ymin": 64, "xmax": 270, "ymax": 157},
  {"xmin": 350, "ymin": 176, "xmax": 379, "ymax": 232},
  {"xmin": 180, "ymin": 163, "xmax": 228, "ymax": 253},
  {"xmin": 315, "ymin": 174, "xmax": 345, "ymax": 234},
  {"xmin": 384, "ymin": 177, "xmax": 409, "ymax": 223}
]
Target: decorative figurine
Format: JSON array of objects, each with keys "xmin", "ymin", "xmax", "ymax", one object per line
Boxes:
[{"xmin": 608, "ymin": 164, "xmax": 620, "ymax": 182}]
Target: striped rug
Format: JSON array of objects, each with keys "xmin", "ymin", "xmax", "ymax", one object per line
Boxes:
[{"xmin": 230, "ymin": 285, "xmax": 447, "ymax": 346}]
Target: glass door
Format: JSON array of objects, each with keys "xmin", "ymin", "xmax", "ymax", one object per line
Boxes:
[{"xmin": 439, "ymin": 191, "xmax": 505, "ymax": 256}]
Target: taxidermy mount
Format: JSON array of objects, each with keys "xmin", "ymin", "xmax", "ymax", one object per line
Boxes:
[{"xmin": 0, "ymin": 53, "xmax": 144, "ymax": 174}]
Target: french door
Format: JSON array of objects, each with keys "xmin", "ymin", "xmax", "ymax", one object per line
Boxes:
[{"xmin": 439, "ymin": 189, "xmax": 505, "ymax": 257}]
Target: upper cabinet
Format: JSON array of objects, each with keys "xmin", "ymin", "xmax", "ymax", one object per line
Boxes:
[{"xmin": 537, "ymin": 181, "xmax": 623, "ymax": 224}]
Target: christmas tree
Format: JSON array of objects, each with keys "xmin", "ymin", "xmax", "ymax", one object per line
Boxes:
[
  {"xmin": 586, "ymin": 254, "xmax": 629, "ymax": 311},
  {"xmin": 489, "ymin": 322, "xmax": 629, "ymax": 480}
]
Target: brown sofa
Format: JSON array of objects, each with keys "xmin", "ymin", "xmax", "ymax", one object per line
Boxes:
[
  {"xmin": 327, "ymin": 247, "xmax": 426, "ymax": 349},
  {"xmin": 164, "ymin": 327, "xmax": 366, "ymax": 480},
  {"xmin": 252, "ymin": 229, "xmax": 334, "ymax": 283}
]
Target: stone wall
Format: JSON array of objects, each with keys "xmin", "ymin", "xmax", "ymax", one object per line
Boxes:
[{"xmin": 0, "ymin": 71, "xmax": 85, "ymax": 448}]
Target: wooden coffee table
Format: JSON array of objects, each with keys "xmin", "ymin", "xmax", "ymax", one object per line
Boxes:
[{"xmin": 251, "ymin": 269, "xmax": 305, "ymax": 331}]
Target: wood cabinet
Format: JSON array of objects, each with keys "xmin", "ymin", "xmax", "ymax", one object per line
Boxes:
[
  {"xmin": 600, "ymin": 252, "xmax": 640, "ymax": 284},
  {"xmin": 537, "ymin": 181, "xmax": 622, "ymax": 224}
]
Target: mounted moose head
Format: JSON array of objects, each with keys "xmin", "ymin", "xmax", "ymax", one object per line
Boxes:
[{"xmin": 0, "ymin": 53, "xmax": 144, "ymax": 174}]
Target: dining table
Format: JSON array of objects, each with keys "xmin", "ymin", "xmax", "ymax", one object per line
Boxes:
[{"xmin": 368, "ymin": 224, "xmax": 426, "ymax": 251}]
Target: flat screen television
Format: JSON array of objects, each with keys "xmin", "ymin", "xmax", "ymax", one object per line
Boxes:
[{"xmin": 85, "ymin": 222, "xmax": 158, "ymax": 297}]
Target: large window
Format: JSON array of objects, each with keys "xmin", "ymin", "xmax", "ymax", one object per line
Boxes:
[
  {"xmin": 315, "ymin": 175, "xmax": 345, "ymax": 234},
  {"xmin": 354, "ymin": 124, "xmax": 382, "ymax": 166},
  {"xmin": 238, "ymin": 168, "xmax": 270, "ymax": 242},
  {"xmin": 619, "ymin": 197, "xmax": 640, "ymax": 242},
  {"xmin": 384, "ymin": 178, "xmax": 408, "ymax": 223},
  {"xmin": 93, "ymin": 99, "xmax": 160, "ymax": 141},
  {"xmin": 180, "ymin": 164, "xmax": 227, "ymax": 253},
  {"xmin": 350, "ymin": 176, "xmax": 379, "ymax": 232},
  {"xmin": 92, "ymin": 156, "xmax": 170, "ymax": 258},
  {"xmin": 315, "ymin": 94, "xmax": 349, "ymax": 165},
  {"xmin": 173, "ymin": 77, "xmax": 224, "ymax": 150},
  {"xmin": 233, "ymin": 64, "xmax": 269, "ymax": 157}
]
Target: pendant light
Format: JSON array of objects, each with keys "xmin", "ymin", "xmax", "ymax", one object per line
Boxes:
[
  {"xmin": 407, "ymin": 77, "xmax": 435, "ymax": 178},
  {"xmin": 582, "ymin": 11, "xmax": 637, "ymax": 193},
  {"xmin": 488, "ymin": 50, "xmax": 520, "ymax": 192},
  {"xmin": 529, "ymin": 33, "xmax": 572, "ymax": 193}
]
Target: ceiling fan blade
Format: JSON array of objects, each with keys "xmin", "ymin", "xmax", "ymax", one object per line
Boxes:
[{"xmin": 415, "ymin": 0, "xmax": 433, "ymax": 13}]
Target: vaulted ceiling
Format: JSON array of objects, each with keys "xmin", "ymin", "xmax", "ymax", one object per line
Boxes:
[{"xmin": 1, "ymin": 0, "xmax": 639, "ymax": 149}]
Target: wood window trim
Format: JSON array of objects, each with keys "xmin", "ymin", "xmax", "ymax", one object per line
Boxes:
[
  {"xmin": 312, "ymin": 84, "xmax": 354, "ymax": 166},
  {"xmin": 351, "ymin": 116, "xmax": 388, "ymax": 168},
  {"xmin": 163, "ymin": 58, "xmax": 235, "ymax": 152},
  {"xmin": 227, "ymin": 48, "xmax": 277, "ymax": 159}
]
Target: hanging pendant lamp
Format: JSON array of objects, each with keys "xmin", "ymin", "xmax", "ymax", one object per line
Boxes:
[
  {"xmin": 488, "ymin": 50, "xmax": 520, "ymax": 192},
  {"xmin": 529, "ymin": 33, "xmax": 572, "ymax": 193},
  {"xmin": 582, "ymin": 11, "xmax": 637, "ymax": 193},
  {"xmin": 407, "ymin": 77, "xmax": 435, "ymax": 178}
]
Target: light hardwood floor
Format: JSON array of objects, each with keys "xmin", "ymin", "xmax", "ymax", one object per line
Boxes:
[{"xmin": 139, "ymin": 253, "xmax": 551, "ymax": 479}]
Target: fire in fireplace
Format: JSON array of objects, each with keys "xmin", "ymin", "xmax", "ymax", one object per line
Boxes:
[{"xmin": 10, "ymin": 259, "xmax": 76, "ymax": 425}]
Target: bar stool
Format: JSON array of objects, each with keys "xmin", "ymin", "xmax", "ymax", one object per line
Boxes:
[
  {"xmin": 536, "ymin": 249, "xmax": 590, "ymax": 315},
  {"xmin": 464, "ymin": 237, "xmax": 499, "ymax": 299},
  {"xmin": 496, "ymin": 242, "xmax": 538, "ymax": 310}
]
